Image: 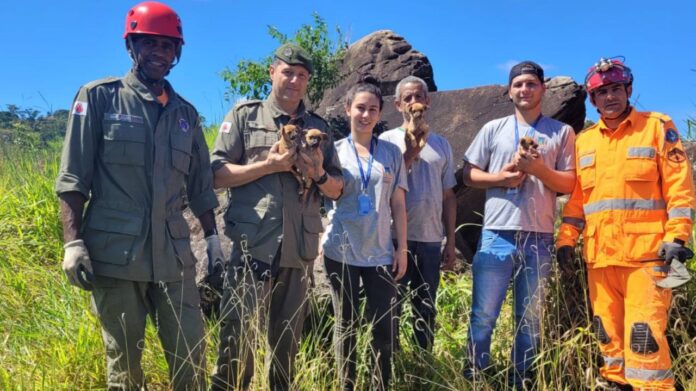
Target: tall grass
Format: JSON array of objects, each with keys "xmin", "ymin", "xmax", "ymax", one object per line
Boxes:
[{"xmin": 1, "ymin": 140, "xmax": 695, "ymax": 390}]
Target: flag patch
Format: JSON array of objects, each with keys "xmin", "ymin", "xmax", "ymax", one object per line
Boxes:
[
  {"xmin": 72, "ymin": 101, "xmax": 88, "ymax": 116},
  {"xmin": 219, "ymin": 121, "xmax": 232, "ymax": 134}
]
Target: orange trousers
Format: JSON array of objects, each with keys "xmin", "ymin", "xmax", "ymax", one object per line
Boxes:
[{"xmin": 588, "ymin": 265, "xmax": 674, "ymax": 390}]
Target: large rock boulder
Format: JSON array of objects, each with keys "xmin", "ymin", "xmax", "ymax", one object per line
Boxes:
[{"xmin": 316, "ymin": 30, "xmax": 436, "ymax": 117}]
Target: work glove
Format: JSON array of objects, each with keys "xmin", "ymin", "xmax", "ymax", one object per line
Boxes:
[
  {"xmin": 658, "ymin": 241, "xmax": 692, "ymax": 264},
  {"xmin": 200, "ymin": 234, "xmax": 226, "ymax": 319},
  {"xmin": 62, "ymin": 239, "xmax": 94, "ymax": 291},
  {"xmin": 556, "ymin": 245, "xmax": 576, "ymax": 275},
  {"xmin": 205, "ymin": 234, "xmax": 225, "ymax": 284}
]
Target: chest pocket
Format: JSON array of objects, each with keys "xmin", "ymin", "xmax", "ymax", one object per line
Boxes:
[
  {"xmin": 625, "ymin": 146, "xmax": 658, "ymax": 182},
  {"xmin": 577, "ymin": 151, "xmax": 596, "ymax": 190},
  {"xmin": 171, "ymin": 132, "xmax": 193, "ymax": 174},
  {"xmin": 244, "ymin": 121, "xmax": 278, "ymax": 163},
  {"xmin": 102, "ymin": 121, "xmax": 146, "ymax": 165}
]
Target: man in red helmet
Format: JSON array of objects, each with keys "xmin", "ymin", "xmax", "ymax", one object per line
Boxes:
[
  {"xmin": 556, "ymin": 57, "xmax": 696, "ymax": 390},
  {"xmin": 55, "ymin": 2, "xmax": 222, "ymax": 389}
]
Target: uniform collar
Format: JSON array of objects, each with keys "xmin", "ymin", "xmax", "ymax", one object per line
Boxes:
[
  {"xmin": 124, "ymin": 70, "xmax": 179, "ymax": 108},
  {"xmin": 267, "ymin": 93, "xmax": 307, "ymax": 120},
  {"xmin": 598, "ymin": 107, "xmax": 636, "ymax": 134}
]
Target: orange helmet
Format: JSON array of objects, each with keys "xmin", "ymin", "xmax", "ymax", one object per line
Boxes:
[
  {"xmin": 584, "ymin": 57, "xmax": 632, "ymax": 93},
  {"xmin": 123, "ymin": 1, "xmax": 184, "ymax": 43}
]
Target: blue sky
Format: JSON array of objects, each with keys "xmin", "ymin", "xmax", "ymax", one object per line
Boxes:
[{"xmin": 2, "ymin": 0, "xmax": 695, "ymax": 131}]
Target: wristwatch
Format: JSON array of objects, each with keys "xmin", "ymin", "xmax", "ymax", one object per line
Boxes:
[{"xmin": 316, "ymin": 171, "xmax": 329, "ymax": 185}]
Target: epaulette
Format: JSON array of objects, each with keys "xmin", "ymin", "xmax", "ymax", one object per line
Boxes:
[
  {"xmin": 234, "ymin": 99, "xmax": 263, "ymax": 111},
  {"xmin": 644, "ymin": 111, "xmax": 672, "ymax": 124},
  {"xmin": 175, "ymin": 93, "xmax": 198, "ymax": 112},
  {"xmin": 83, "ymin": 76, "xmax": 121, "ymax": 90}
]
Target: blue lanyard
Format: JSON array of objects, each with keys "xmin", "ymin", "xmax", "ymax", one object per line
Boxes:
[
  {"xmin": 348, "ymin": 135, "xmax": 375, "ymax": 192},
  {"xmin": 514, "ymin": 115, "xmax": 543, "ymax": 146}
]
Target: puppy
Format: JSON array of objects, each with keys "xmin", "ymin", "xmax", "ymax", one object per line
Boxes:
[
  {"xmin": 279, "ymin": 124, "xmax": 306, "ymax": 194},
  {"xmin": 518, "ymin": 136, "xmax": 539, "ymax": 158},
  {"xmin": 296, "ymin": 128, "xmax": 328, "ymax": 201},
  {"xmin": 404, "ymin": 102, "xmax": 429, "ymax": 149}
]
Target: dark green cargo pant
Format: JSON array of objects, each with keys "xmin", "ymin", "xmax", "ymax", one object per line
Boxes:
[
  {"xmin": 211, "ymin": 249, "xmax": 310, "ymax": 391},
  {"xmin": 91, "ymin": 274, "xmax": 206, "ymax": 391}
]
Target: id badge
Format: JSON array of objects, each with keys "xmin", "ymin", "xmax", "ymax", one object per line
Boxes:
[{"xmin": 358, "ymin": 193, "xmax": 372, "ymax": 216}]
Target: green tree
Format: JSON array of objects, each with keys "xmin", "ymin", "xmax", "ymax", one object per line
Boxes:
[{"xmin": 220, "ymin": 13, "xmax": 347, "ymax": 107}]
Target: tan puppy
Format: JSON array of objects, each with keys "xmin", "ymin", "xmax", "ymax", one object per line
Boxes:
[
  {"xmin": 405, "ymin": 102, "xmax": 429, "ymax": 149},
  {"xmin": 518, "ymin": 136, "xmax": 540, "ymax": 158},
  {"xmin": 279, "ymin": 124, "xmax": 306, "ymax": 194},
  {"xmin": 296, "ymin": 128, "xmax": 327, "ymax": 200}
]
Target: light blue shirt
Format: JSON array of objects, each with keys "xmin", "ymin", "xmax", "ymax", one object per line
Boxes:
[
  {"xmin": 463, "ymin": 115, "xmax": 575, "ymax": 233},
  {"xmin": 380, "ymin": 129, "xmax": 457, "ymax": 242},
  {"xmin": 322, "ymin": 137, "xmax": 408, "ymax": 267}
]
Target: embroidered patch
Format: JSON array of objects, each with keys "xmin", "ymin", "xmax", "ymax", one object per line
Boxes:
[
  {"xmin": 665, "ymin": 128, "xmax": 679, "ymax": 143},
  {"xmin": 179, "ymin": 118, "xmax": 189, "ymax": 132},
  {"xmin": 72, "ymin": 101, "xmax": 88, "ymax": 116},
  {"xmin": 219, "ymin": 121, "xmax": 232, "ymax": 134},
  {"xmin": 667, "ymin": 147, "xmax": 686, "ymax": 163}
]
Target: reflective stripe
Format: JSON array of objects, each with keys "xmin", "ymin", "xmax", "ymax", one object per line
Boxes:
[
  {"xmin": 562, "ymin": 217, "xmax": 585, "ymax": 230},
  {"xmin": 625, "ymin": 367, "xmax": 673, "ymax": 381},
  {"xmin": 584, "ymin": 199, "xmax": 666, "ymax": 216},
  {"xmin": 603, "ymin": 356, "xmax": 624, "ymax": 367},
  {"xmin": 668, "ymin": 207, "xmax": 695, "ymax": 220},
  {"xmin": 627, "ymin": 146, "xmax": 656, "ymax": 159},
  {"xmin": 579, "ymin": 155, "xmax": 594, "ymax": 168}
]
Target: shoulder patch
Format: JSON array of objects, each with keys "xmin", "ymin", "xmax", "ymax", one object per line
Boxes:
[
  {"xmin": 667, "ymin": 147, "xmax": 687, "ymax": 163},
  {"xmin": 219, "ymin": 121, "xmax": 232, "ymax": 134},
  {"xmin": 71, "ymin": 100, "xmax": 88, "ymax": 116},
  {"xmin": 665, "ymin": 128, "xmax": 680, "ymax": 143}
]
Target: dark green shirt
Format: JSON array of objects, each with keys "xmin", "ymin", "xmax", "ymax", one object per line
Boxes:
[
  {"xmin": 211, "ymin": 95, "xmax": 341, "ymax": 268},
  {"xmin": 55, "ymin": 71, "xmax": 218, "ymax": 282}
]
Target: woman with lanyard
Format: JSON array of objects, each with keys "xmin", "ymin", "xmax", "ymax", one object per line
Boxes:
[{"xmin": 321, "ymin": 75, "xmax": 408, "ymax": 391}]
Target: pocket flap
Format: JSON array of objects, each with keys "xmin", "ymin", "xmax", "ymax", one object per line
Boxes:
[
  {"xmin": 623, "ymin": 221, "xmax": 664, "ymax": 234},
  {"xmin": 166, "ymin": 214, "xmax": 191, "ymax": 239},
  {"xmin": 170, "ymin": 133, "xmax": 192, "ymax": 153},
  {"xmin": 87, "ymin": 206, "xmax": 142, "ymax": 236},
  {"xmin": 227, "ymin": 206, "xmax": 263, "ymax": 225},
  {"xmin": 104, "ymin": 123, "xmax": 146, "ymax": 143},
  {"xmin": 303, "ymin": 213, "xmax": 324, "ymax": 234}
]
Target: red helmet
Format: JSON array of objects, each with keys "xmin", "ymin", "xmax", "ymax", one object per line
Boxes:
[
  {"xmin": 123, "ymin": 1, "xmax": 184, "ymax": 43},
  {"xmin": 584, "ymin": 57, "xmax": 632, "ymax": 93}
]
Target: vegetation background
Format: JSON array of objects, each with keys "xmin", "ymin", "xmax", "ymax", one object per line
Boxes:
[{"xmin": 2, "ymin": 15, "xmax": 696, "ymax": 391}]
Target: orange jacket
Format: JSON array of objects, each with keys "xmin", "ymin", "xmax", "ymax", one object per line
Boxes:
[{"xmin": 557, "ymin": 109, "xmax": 695, "ymax": 268}]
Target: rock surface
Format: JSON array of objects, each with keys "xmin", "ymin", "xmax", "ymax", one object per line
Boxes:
[{"xmin": 316, "ymin": 30, "xmax": 436, "ymax": 117}]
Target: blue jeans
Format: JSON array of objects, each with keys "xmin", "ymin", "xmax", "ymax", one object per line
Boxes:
[
  {"xmin": 466, "ymin": 229, "xmax": 553, "ymax": 386},
  {"xmin": 397, "ymin": 241, "xmax": 442, "ymax": 351}
]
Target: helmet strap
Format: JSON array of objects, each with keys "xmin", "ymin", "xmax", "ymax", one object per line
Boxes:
[{"xmin": 126, "ymin": 35, "xmax": 179, "ymax": 90}]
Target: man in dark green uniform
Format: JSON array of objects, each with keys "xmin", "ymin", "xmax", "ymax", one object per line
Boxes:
[
  {"xmin": 210, "ymin": 43, "xmax": 344, "ymax": 391},
  {"xmin": 55, "ymin": 2, "xmax": 223, "ymax": 390}
]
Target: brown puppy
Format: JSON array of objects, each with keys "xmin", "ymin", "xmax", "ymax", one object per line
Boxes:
[
  {"xmin": 296, "ymin": 128, "xmax": 328, "ymax": 201},
  {"xmin": 405, "ymin": 102, "xmax": 430, "ymax": 149},
  {"xmin": 279, "ymin": 124, "xmax": 306, "ymax": 194},
  {"xmin": 518, "ymin": 136, "xmax": 540, "ymax": 158}
]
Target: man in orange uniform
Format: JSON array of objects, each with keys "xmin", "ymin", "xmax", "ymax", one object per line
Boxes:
[{"xmin": 556, "ymin": 57, "xmax": 696, "ymax": 390}]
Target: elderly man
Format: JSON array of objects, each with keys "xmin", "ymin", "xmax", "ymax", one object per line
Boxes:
[
  {"xmin": 379, "ymin": 75, "xmax": 457, "ymax": 352},
  {"xmin": 210, "ymin": 43, "xmax": 343, "ymax": 390}
]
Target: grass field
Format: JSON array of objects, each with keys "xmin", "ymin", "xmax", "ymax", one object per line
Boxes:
[{"xmin": 1, "ymin": 139, "xmax": 695, "ymax": 390}]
